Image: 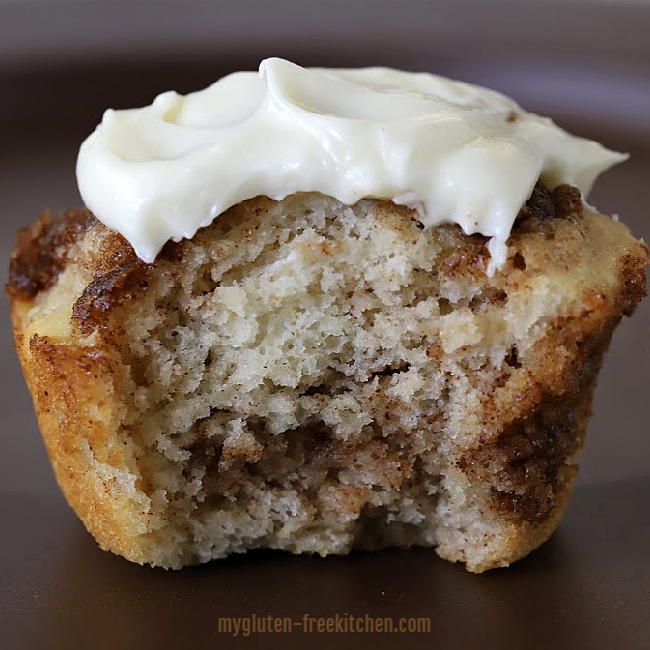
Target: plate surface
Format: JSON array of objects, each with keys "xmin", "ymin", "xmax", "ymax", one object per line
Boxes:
[{"xmin": 0, "ymin": 2, "xmax": 649, "ymax": 648}]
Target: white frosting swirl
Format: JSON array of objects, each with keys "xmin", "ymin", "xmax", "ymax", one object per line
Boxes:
[{"xmin": 76, "ymin": 57, "xmax": 626, "ymax": 267}]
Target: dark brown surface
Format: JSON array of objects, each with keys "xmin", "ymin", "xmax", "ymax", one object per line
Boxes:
[
  {"xmin": 1, "ymin": 480, "xmax": 649, "ymax": 649},
  {"xmin": 7, "ymin": 208, "xmax": 95, "ymax": 300},
  {"xmin": 1, "ymin": 1, "xmax": 649, "ymax": 647}
]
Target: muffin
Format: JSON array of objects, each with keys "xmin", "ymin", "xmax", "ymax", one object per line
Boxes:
[{"xmin": 7, "ymin": 59, "xmax": 648, "ymax": 572}]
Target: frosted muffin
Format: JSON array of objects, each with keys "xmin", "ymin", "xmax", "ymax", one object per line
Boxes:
[{"xmin": 7, "ymin": 59, "xmax": 647, "ymax": 572}]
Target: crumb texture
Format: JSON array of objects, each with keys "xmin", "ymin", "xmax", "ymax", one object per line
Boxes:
[{"xmin": 8, "ymin": 189, "xmax": 648, "ymax": 572}]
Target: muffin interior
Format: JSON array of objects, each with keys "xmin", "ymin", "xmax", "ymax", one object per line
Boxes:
[{"xmin": 10, "ymin": 189, "xmax": 647, "ymax": 571}]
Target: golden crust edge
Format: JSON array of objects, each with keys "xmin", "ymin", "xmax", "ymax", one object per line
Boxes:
[{"xmin": 10, "ymin": 298, "xmax": 155, "ymax": 565}]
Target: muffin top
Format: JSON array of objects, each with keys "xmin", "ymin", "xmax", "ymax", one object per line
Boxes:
[{"xmin": 76, "ymin": 58, "xmax": 625, "ymax": 269}]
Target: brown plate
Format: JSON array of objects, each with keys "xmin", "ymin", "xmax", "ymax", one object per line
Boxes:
[{"xmin": 1, "ymin": 1, "xmax": 649, "ymax": 647}]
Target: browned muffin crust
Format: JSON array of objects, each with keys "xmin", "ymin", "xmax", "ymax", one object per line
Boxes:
[{"xmin": 7, "ymin": 208, "xmax": 95, "ymax": 300}]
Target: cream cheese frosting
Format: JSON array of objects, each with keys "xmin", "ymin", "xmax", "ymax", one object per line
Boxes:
[{"xmin": 76, "ymin": 57, "xmax": 626, "ymax": 268}]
